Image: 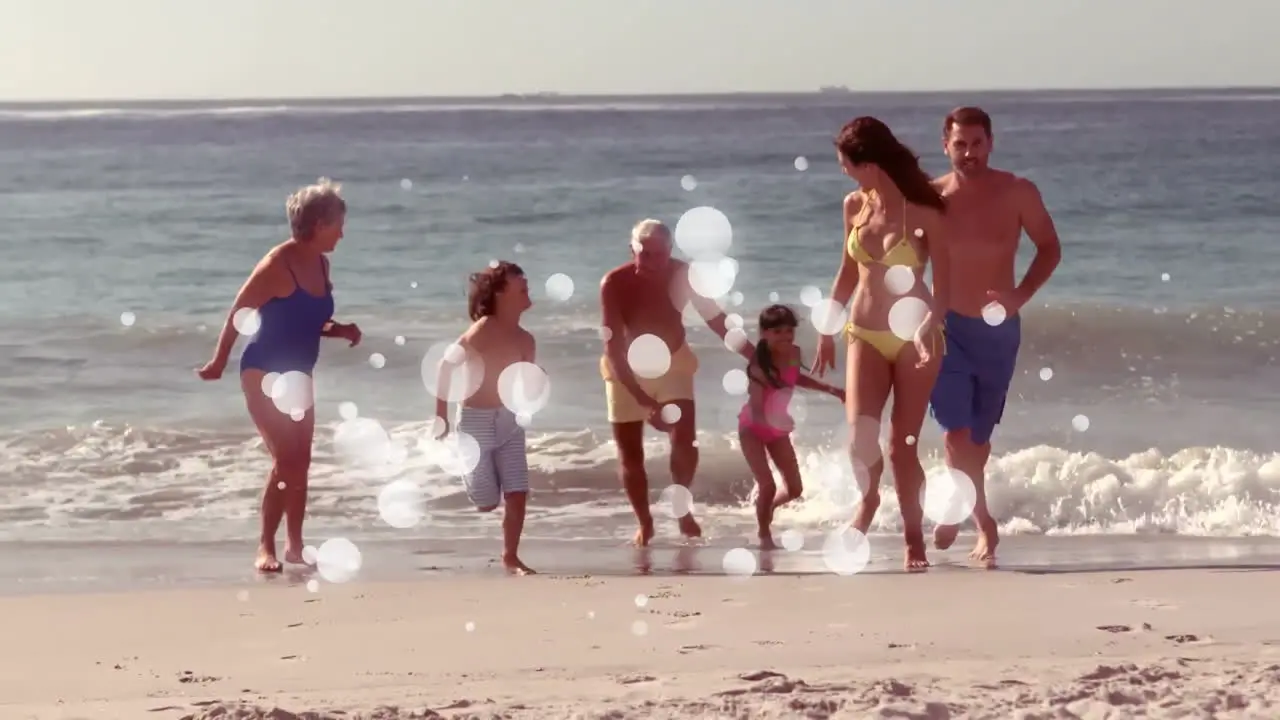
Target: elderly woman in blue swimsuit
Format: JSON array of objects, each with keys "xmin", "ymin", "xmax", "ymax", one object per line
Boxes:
[{"xmin": 197, "ymin": 178, "xmax": 363, "ymax": 573}]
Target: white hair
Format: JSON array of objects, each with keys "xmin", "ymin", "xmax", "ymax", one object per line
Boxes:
[
  {"xmin": 630, "ymin": 218, "xmax": 671, "ymax": 250},
  {"xmin": 286, "ymin": 177, "xmax": 346, "ymax": 241}
]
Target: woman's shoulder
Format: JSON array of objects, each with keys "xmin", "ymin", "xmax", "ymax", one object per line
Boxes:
[{"xmin": 842, "ymin": 190, "xmax": 865, "ymax": 215}]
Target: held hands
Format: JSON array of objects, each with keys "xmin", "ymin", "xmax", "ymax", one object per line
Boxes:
[{"xmin": 913, "ymin": 317, "xmax": 940, "ymax": 368}]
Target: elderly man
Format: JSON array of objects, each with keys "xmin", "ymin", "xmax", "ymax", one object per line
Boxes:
[{"xmin": 599, "ymin": 218, "xmax": 751, "ymax": 546}]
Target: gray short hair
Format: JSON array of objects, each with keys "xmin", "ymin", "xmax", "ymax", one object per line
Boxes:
[
  {"xmin": 630, "ymin": 218, "xmax": 670, "ymax": 249},
  {"xmin": 286, "ymin": 178, "xmax": 346, "ymax": 241}
]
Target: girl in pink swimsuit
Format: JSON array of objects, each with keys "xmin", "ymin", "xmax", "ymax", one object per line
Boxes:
[{"xmin": 738, "ymin": 305, "xmax": 844, "ymax": 549}]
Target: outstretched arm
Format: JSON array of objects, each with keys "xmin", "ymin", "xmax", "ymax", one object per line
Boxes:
[
  {"xmin": 1012, "ymin": 178, "xmax": 1062, "ymax": 305},
  {"xmin": 208, "ymin": 255, "xmax": 280, "ymax": 367},
  {"xmin": 923, "ymin": 207, "xmax": 952, "ymax": 324},
  {"xmin": 792, "ymin": 346, "xmax": 842, "ymax": 397},
  {"xmin": 681, "ymin": 264, "xmax": 753, "ymax": 361}
]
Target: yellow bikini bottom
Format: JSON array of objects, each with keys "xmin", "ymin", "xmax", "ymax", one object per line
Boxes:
[{"xmin": 844, "ymin": 323, "xmax": 945, "ymax": 362}]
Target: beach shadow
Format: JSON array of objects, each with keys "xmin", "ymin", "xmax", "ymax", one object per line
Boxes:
[{"xmin": 1010, "ymin": 562, "xmax": 1280, "ymax": 576}]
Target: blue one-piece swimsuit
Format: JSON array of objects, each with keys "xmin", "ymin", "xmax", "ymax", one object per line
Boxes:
[{"xmin": 239, "ymin": 262, "xmax": 335, "ymax": 376}]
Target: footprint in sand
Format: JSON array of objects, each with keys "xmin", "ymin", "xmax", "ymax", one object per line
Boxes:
[
  {"xmin": 678, "ymin": 644, "xmax": 713, "ymax": 654},
  {"xmin": 1133, "ymin": 598, "xmax": 1177, "ymax": 610},
  {"xmin": 616, "ymin": 673, "xmax": 657, "ymax": 685}
]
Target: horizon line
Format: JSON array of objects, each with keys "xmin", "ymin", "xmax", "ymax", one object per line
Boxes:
[{"xmin": 1, "ymin": 84, "xmax": 1277, "ymax": 107}]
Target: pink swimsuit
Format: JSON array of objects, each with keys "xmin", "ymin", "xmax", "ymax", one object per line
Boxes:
[{"xmin": 738, "ymin": 363, "xmax": 800, "ymax": 443}]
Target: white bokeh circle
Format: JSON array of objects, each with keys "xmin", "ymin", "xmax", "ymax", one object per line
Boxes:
[
  {"xmin": 883, "ymin": 266, "xmax": 916, "ymax": 296},
  {"xmin": 982, "ymin": 302, "xmax": 1008, "ymax": 326},
  {"xmin": 378, "ymin": 479, "xmax": 426, "ymax": 529},
  {"xmin": 425, "ymin": 430, "xmax": 483, "ymax": 477},
  {"xmin": 627, "ymin": 334, "xmax": 672, "ymax": 379},
  {"xmin": 688, "ymin": 257, "xmax": 739, "ymax": 300},
  {"xmin": 722, "ymin": 368, "xmax": 749, "ymax": 395},
  {"xmin": 674, "ymin": 206, "xmax": 733, "ymax": 259},
  {"xmin": 722, "ymin": 547, "xmax": 757, "ymax": 577},
  {"xmin": 809, "ymin": 299, "xmax": 848, "ymax": 336},
  {"xmin": 420, "ymin": 342, "xmax": 486, "ymax": 404},
  {"xmin": 316, "ymin": 537, "xmax": 363, "ymax": 584},
  {"xmin": 333, "ymin": 416, "xmax": 407, "ymax": 474},
  {"xmin": 921, "ymin": 467, "xmax": 978, "ymax": 526},
  {"xmin": 658, "ymin": 484, "xmax": 695, "ymax": 519},
  {"xmin": 545, "ymin": 273, "xmax": 575, "ymax": 302},
  {"xmin": 888, "ymin": 298, "xmax": 930, "ymax": 341},
  {"xmin": 1072, "ymin": 414, "xmax": 1091, "ymax": 432},
  {"xmin": 269, "ymin": 371, "xmax": 314, "ymax": 417},
  {"xmin": 233, "ymin": 307, "xmax": 261, "ymax": 335},
  {"xmin": 821, "ymin": 527, "xmax": 871, "ymax": 576},
  {"xmin": 1040, "ymin": 367, "xmax": 1054, "ymax": 381},
  {"xmin": 779, "ymin": 529, "xmax": 805, "ymax": 552},
  {"xmin": 497, "ymin": 362, "xmax": 551, "ymax": 417},
  {"xmin": 799, "ymin": 286, "xmax": 823, "ymax": 307}
]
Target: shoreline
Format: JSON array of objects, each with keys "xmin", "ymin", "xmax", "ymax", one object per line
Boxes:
[
  {"xmin": 4, "ymin": 534, "xmax": 1280, "ymax": 598},
  {"xmin": 2, "ymin": 568, "xmax": 1278, "ymax": 718}
]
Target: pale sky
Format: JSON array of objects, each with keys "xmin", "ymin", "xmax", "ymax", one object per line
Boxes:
[{"xmin": 2, "ymin": 0, "xmax": 1277, "ymax": 101}]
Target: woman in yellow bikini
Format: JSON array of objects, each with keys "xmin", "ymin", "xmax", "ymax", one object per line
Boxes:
[{"xmin": 812, "ymin": 116, "xmax": 952, "ymax": 572}]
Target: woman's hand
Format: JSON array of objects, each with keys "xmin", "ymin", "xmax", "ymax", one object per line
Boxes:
[
  {"xmin": 328, "ymin": 322, "xmax": 362, "ymax": 347},
  {"xmin": 913, "ymin": 318, "xmax": 939, "ymax": 368},
  {"xmin": 813, "ymin": 335, "xmax": 837, "ymax": 377},
  {"xmin": 828, "ymin": 384, "xmax": 845, "ymax": 403},
  {"xmin": 195, "ymin": 358, "xmax": 226, "ymax": 381}
]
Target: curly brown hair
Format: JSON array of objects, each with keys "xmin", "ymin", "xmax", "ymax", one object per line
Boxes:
[{"xmin": 467, "ymin": 261, "xmax": 525, "ymax": 321}]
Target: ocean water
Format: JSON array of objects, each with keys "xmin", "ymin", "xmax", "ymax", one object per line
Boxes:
[{"xmin": 2, "ymin": 89, "xmax": 1280, "ymax": 577}]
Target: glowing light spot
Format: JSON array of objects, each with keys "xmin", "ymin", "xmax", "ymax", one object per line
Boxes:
[
  {"xmin": 269, "ymin": 371, "xmax": 315, "ymax": 417},
  {"xmin": 261, "ymin": 372, "xmax": 281, "ymax": 398},
  {"xmin": 723, "ymin": 327, "xmax": 751, "ymax": 355},
  {"xmin": 1072, "ymin": 414, "xmax": 1091, "ymax": 432},
  {"xmin": 921, "ymin": 468, "xmax": 978, "ymax": 526},
  {"xmin": 276, "ymin": 481, "xmax": 286, "ymax": 490},
  {"xmin": 301, "ymin": 545, "xmax": 318, "ymax": 564},
  {"xmin": 400, "ymin": 178, "xmax": 413, "ymax": 190},
  {"xmin": 821, "ymin": 527, "xmax": 871, "ymax": 576},
  {"xmin": 688, "ymin": 256, "xmax": 739, "ymax": 299},
  {"xmin": 315, "ymin": 538, "xmax": 362, "ymax": 584},
  {"xmin": 660, "ymin": 403, "xmax": 682, "ymax": 425},
  {"xmin": 721, "ymin": 547, "xmax": 757, "ymax": 577},
  {"xmin": 338, "ymin": 401, "xmax": 358, "ymax": 421},
  {"xmin": 982, "ymin": 302, "xmax": 1008, "ymax": 326},
  {"xmin": 799, "ymin": 286, "xmax": 823, "ymax": 307},
  {"xmin": 369, "ymin": 352, "xmax": 386, "ymax": 369},
  {"xmin": 306, "ymin": 579, "xmax": 320, "ymax": 593},
  {"xmin": 1161, "ymin": 273, "xmax": 1171, "ymax": 282},
  {"xmin": 587, "ymin": 611, "xmax": 595, "ymax": 620},
  {"xmin": 497, "ymin": 362, "xmax": 551, "ymax": 417},
  {"xmin": 420, "ymin": 342, "xmax": 486, "ymax": 403},
  {"xmin": 1039, "ymin": 367, "xmax": 1054, "ymax": 381},
  {"xmin": 631, "ymin": 620, "xmax": 649, "ymax": 636},
  {"xmin": 725, "ymin": 313, "xmax": 745, "ymax": 330},
  {"xmin": 545, "ymin": 273, "xmax": 575, "ymax": 302},
  {"xmin": 913, "ymin": 228, "xmax": 925, "ymax": 238},
  {"xmin": 634, "ymin": 593, "xmax": 649, "ymax": 608},
  {"xmin": 680, "ymin": 175, "xmax": 697, "ymax": 191},
  {"xmin": 905, "ymin": 435, "xmax": 916, "ymax": 446},
  {"xmin": 794, "ymin": 156, "xmax": 809, "ymax": 171},
  {"xmin": 674, "ymin": 206, "xmax": 733, "ymax": 259},
  {"xmin": 809, "ymin": 299, "xmax": 848, "ymax": 336},
  {"xmin": 888, "ymin": 298, "xmax": 930, "ymax": 341},
  {"xmin": 722, "ymin": 368, "xmax": 749, "ymax": 395},
  {"xmin": 233, "ymin": 308, "xmax": 261, "ymax": 335},
  {"xmin": 465, "ymin": 621, "xmax": 476, "ymax": 632},
  {"xmin": 394, "ymin": 335, "xmax": 406, "ymax": 346},
  {"xmin": 658, "ymin": 484, "xmax": 695, "ymax": 519},
  {"xmin": 513, "ymin": 242, "xmax": 526, "ymax": 254},
  {"xmin": 729, "ymin": 291, "xmax": 745, "ymax": 307},
  {"xmin": 410, "ymin": 281, "xmax": 418, "ymax": 289},
  {"xmin": 849, "ymin": 414, "xmax": 885, "ymax": 468},
  {"xmin": 120, "ymin": 311, "xmax": 136, "ymax": 327},
  {"xmin": 768, "ymin": 291, "xmax": 780, "ymax": 302},
  {"xmin": 598, "ymin": 326, "xmax": 613, "ymax": 342},
  {"xmin": 427, "ymin": 430, "xmax": 483, "ymax": 476},
  {"xmin": 883, "ymin": 266, "xmax": 915, "ymax": 296},
  {"xmin": 333, "ymin": 416, "xmax": 406, "ymax": 474},
  {"xmin": 377, "ymin": 479, "xmax": 425, "ymax": 529},
  {"xmin": 780, "ymin": 529, "xmax": 805, "ymax": 552},
  {"xmin": 627, "ymin": 334, "xmax": 672, "ymax": 379}
]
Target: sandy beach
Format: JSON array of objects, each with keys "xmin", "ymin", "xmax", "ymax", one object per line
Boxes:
[{"xmin": 3, "ymin": 564, "xmax": 1278, "ymax": 719}]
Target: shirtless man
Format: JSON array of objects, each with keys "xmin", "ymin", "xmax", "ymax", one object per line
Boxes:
[
  {"xmin": 928, "ymin": 107, "xmax": 1063, "ymax": 567},
  {"xmin": 600, "ymin": 219, "xmax": 753, "ymax": 546},
  {"xmin": 433, "ymin": 261, "xmax": 537, "ymax": 575}
]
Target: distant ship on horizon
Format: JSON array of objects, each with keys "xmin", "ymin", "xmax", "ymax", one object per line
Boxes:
[{"xmin": 818, "ymin": 85, "xmax": 853, "ymax": 94}]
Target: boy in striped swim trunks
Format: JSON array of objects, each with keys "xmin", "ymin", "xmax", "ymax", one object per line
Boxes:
[{"xmin": 433, "ymin": 261, "xmax": 537, "ymax": 575}]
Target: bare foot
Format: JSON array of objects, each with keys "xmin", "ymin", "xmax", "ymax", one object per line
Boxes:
[
  {"xmin": 502, "ymin": 554, "xmax": 537, "ymax": 576},
  {"xmin": 933, "ymin": 524, "xmax": 960, "ymax": 550},
  {"xmin": 677, "ymin": 514, "xmax": 702, "ymax": 539},
  {"xmin": 904, "ymin": 534, "xmax": 930, "ymax": 573},
  {"xmin": 632, "ymin": 521, "xmax": 656, "ymax": 547},
  {"xmin": 758, "ymin": 534, "xmax": 780, "ymax": 551},
  {"xmin": 255, "ymin": 545, "xmax": 283, "ymax": 573},
  {"xmin": 282, "ymin": 542, "xmax": 311, "ymax": 566},
  {"xmin": 969, "ymin": 525, "xmax": 999, "ymax": 569}
]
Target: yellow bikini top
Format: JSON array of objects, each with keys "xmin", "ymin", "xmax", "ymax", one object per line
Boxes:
[{"xmin": 846, "ymin": 191, "xmax": 924, "ymax": 268}]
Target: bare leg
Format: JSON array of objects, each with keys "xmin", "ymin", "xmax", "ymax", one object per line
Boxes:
[
  {"xmin": 611, "ymin": 421, "xmax": 655, "ymax": 546},
  {"xmin": 738, "ymin": 427, "xmax": 779, "ymax": 549},
  {"xmin": 943, "ymin": 430, "xmax": 998, "ymax": 568},
  {"xmin": 501, "ymin": 491, "xmax": 535, "ymax": 575},
  {"xmin": 667, "ymin": 399, "xmax": 702, "ymax": 539},
  {"xmin": 281, "ymin": 410, "xmax": 315, "ymax": 566},
  {"xmin": 844, "ymin": 340, "xmax": 893, "ymax": 535},
  {"xmin": 241, "ymin": 371, "xmax": 313, "ymax": 573},
  {"xmin": 891, "ymin": 342, "xmax": 943, "ymax": 572},
  {"xmin": 766, "ymin": 436, "xmax": 803, "ymax": 508}
]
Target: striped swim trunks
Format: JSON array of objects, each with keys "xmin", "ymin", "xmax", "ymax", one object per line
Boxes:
[{"xmin": 455, "ymin": 405, "xmax": 530, "ymax": 509}]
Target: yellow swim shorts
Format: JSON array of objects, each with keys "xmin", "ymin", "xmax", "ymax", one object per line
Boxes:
[{"xmin": 600, "ymin": 344, "xmax": 699, "ymax": 424}]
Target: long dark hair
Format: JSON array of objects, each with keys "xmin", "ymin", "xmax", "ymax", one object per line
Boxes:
[
  {"xmin": 834, "ymin": 116, "xmax": 946, "ymax": 212},
  {"xmin": 754, "ymin": 304, "xmax": 799, "ymax": 388}
]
